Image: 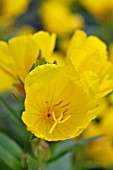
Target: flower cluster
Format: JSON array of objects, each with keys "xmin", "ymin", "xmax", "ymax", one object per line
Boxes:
[
  {"xmin": 1, "ymin": 1, "xmax": 113, "ymax": 169},
  {"xmin": 0, "ymin": 29, "xmax": 113, "ymax": 142}
]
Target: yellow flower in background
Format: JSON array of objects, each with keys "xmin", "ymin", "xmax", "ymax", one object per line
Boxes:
[
  {"xmin": 58, "ymin": 37, "xmax": 70, "ymax": 54},
  {"xmin": 83, "ymin": 111, "xmax": 113, "ymax": 167},
  {"xmin": 22, "ymin": 64, "xmax": 97, "ymax": 141},
  {"xmin": 67, "ymin": 30, "xmax": 113, "ymax": 98},
  {"xmin": 0, "ymin": 31, "xmax": 56, "ymax": 92},
  {"xmin": 79, "ymin": 0, "xmax": 113, "ymax": 18},
  {"xmin": 49, "ymin": 52, "xmax": 66, "ymax": 67},
  {"xmin": 0, "ymin": 68, "xmax": 16, "ymax": 92},
  {"xmin": 39, "ymin": 1, "xmax": 84, "ymax": 36},
  {"xmin": 1, "ymin": 0, "xmax": 31, "ymax": 20},
  {"xmin": 102, "ymin": 108, "xmax": 113, "ymax": 139}
]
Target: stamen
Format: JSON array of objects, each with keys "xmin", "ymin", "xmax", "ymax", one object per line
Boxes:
[
  {"xmin": 60, "ymin": 115, "xmax": 71, "ymax": 123},
  {"xmin": 49, "ymin": 122, "xmax": 57, "ymax": 134},
  {"xmin": 49, "ymin": 111, "xmax": 71, "ymax": 134},
  {"xmin": 52, "ymin": 111, "xmax": 63, "ymax": 122}
]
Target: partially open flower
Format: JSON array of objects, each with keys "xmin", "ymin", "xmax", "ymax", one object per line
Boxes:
[
  {"xmin": 0, "ymin": 31, "xmax": 56, "ymax": 92},
  {"xmin": 67, "ymin": 30, "xmax": 113, "ymax": 98}
]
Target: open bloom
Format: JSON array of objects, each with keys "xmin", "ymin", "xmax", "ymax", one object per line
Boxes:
[
  {"xmin": 22, "ymin": 64, "xmax": 97, "ymax": 141},
  {"xmin": 0, "ymin": 31, "xmax": 56, "ymax": 92},
  {"xmin": 67, "ymin": 30, "xmax": 113, "ymax": 98}
]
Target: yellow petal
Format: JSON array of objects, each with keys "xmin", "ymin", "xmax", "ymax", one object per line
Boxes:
[
  {"xmin": 0, "ymin": 41, "xmax": 17, "ymax": 79},
  {"xmin": 67, "ymin": 30, "xmax": 113, "ymax": 98},
  {"xmin": 0, "ymin": 68, "xmax": 15, "ymax": 92},
  {"xmin": 33, "ymin": 31, "xmax": 56, "ymax": 60},
  {"xmin": 9, "ymin": 35, "xmax": 39, "ymax": 82}
]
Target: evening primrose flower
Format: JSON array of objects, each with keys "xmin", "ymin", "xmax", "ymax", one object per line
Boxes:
[
  {"xmin": 39, "ymin": 1, "xmax": 83, "ymax": 36},
  {"xmin": 79, "ymin": 0, "xmax": 113, "ymax": 18},
  {"xmin": 0, "ymin": 31, "xmax": 56, "ymax": 92},
  {"xmin": 22, "ymin": 64, "xmax": 97, "ymax": 141},
  {"xmin": 67, "ymin": 30, "xmax": 113, "ymax": 98},
  {"xmin": 83, "ymin": 112, "xmax": 113, "ymax": 167}
]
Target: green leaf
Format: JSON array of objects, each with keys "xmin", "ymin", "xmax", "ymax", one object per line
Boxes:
[
  {"xmin": 0, "ymin": 146, "xmax": 22, "ymax": 170},
  {"xmin": 27, "ymin": 157, "xmax": 39, "ymax": 170},
  {"xmin": 0, "ymin": 95, "xmax": 26, "ymax": 133},
  {"xmin": 47, "ymin": 135, "xmax": 104, "ymax": 164},
  {"xmin": 0, "ymin": 132, "xmax": 24, "ymax": 170},
  {"xmin": 0, "ymin": 132, "xmax": 23, "ymax": 159}
]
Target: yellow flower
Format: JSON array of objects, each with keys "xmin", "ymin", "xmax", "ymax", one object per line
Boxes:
[
  {"xmin": 39, "ymin": 1, "xmax": 83, "ymax": 36},
  {"xmin": 1, "ymin": 0, "xmax": 31, "ymax": 19},
  {"xmin": 67, "ymin": 30, "xmax": 113, "ymax": 98},
  {"xmin": 22, "ymin": 64, "xmax": 97, "ymax": 141},
  {"xmin": 0, "ymin": 31, "xmax": 56, "ymax": 92},
  {"xmin": 83, "ymin": 111, "xmax": 113, "ymax": 166},
  {"xmin": 79, "ymin": 0, "xmax": 113, "ymax": 18}
]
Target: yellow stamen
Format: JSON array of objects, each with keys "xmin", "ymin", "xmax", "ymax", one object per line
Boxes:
[
  {"xmin": 49, "ymin": 122, "xmax": 57, "ymax": 134},
  {"xmin": 52, "ymin": 111, "xmax": 63, "ymax": 122},
  {"xmin": 60, "ymin": 115, "xmax": 71, "ymax": 123},
  {"xmin": 49, "ymin": 111, "xmax": 71, "ymax": 134}
]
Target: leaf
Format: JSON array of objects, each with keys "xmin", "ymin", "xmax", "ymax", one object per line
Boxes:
[
  {"xmin": 47, "ymin": 135, "xmax": 104, "ymax": 164},
  {"xmin": 0, "ymin": 95, "xmax": 27, "ymax": 133},
  {"xmin": 0, "ymin": 132, "xmax": 23, "ymax": 159},
  {"xmin": 0, "ymin": 131, "xmax": 24, "ymax": 170},
  {"xmin": 0, "ymin": 146, "xmax": 22, "ymax": 170}
]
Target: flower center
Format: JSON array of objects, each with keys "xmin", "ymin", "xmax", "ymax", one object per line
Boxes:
[{"xmin": 45, "ymin": 100, "xmax": 71, "ymax": 134}]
